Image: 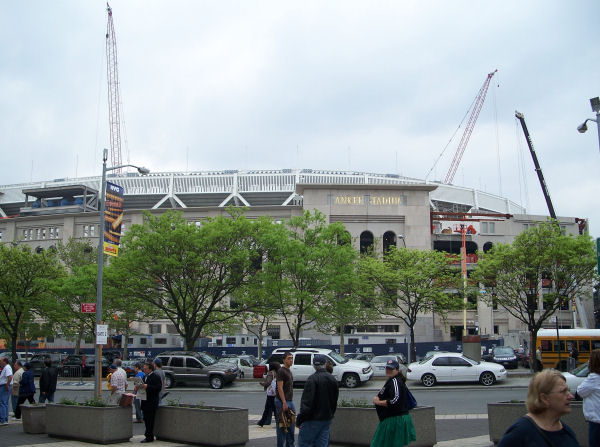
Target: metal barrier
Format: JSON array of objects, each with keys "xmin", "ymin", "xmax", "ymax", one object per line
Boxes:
[{"xmin": 59, "ymin": 365, "xmax": 84, "ymax": 384}]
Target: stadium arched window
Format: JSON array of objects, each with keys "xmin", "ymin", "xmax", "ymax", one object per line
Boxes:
[
  {"xmin": 360, "ymin": 231, "xmax": 374, "ymax": 254},
  {"xmin": 483, "ymin": 242, "xmax": 493, "ymax": 253},
  {"xmin": 382, "ymin": 231, "xmax": 397, "ymax": 253}
]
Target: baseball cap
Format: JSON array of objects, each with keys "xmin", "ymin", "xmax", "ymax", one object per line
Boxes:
[
  {"xmin": 313, "ymin": 354, "xmax": 327, "ymax": 366},
  {"xmin": 385, "ymin": 359, "xmax": 400, "ymax": 370},
  {"xmin": 153, "ymin": 357, "xmax": 162, "ymax": 367}
]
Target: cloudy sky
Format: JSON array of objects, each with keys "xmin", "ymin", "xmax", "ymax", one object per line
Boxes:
[{"xmin": 2, "ymin": 1, "xmax": 599, "ymax": 236}]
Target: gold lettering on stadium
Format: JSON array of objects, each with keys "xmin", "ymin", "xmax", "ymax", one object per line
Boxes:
[{"xmin": 333, "ymin": 196, "xmax": 405, "ymax": 206}]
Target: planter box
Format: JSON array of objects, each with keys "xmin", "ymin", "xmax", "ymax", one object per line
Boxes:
[
  {"xmin": 330, "ymin": 406, "xmax": 436, "ymax": 447},
  {"xmin": 155, "ymin": 405, "xmax": 249, "ymax": 446},
  {"xmin": 21, "ymin": 403, "xmax": 46, "ymax": 434},
  {"xmin": 488, "ymin": 402, "xmax": 586, "ymax": 446},
  {"xmin": 46, "ymin": 404, "xmax": 133, "ymax": 444}
]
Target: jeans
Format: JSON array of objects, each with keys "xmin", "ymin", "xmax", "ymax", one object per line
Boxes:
[
  {"xmin": 298, "ymin": 419, "xmax": 332, "ymax": 447},
  {"xmin": 14, "ymin": 394, "xmax": 35, "ymax": 419},
  {"xmin": 258, "ymin": 395, "xmax": 276, "ymax": 426},
  {"xmin": 11, "ymin": 395, "xmax": 19, "ymax": 413},
  {"xmin": 589, "ymin": 421, "xmax": 600, "ymax": 447},
  {"xmin": 134, "ymin": 398, "xmax": 143, "ymax": 421},
  {"xmin": 274, "ymin": 398, "xmax": 296, "ymax": 447},
  {"xmin": 39, "ymin": 392, "xmax": 55, "ymax": 403},
  {"xmin": 0, "ymin": 386, "xmax": 11, "ymax": 423}
]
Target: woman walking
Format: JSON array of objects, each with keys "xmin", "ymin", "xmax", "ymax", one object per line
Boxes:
[
  {"xmin": 370, "ymin": 359, "xmax": 416, "ymax": 447},
  {"xmin": 577, "ymin": 349, "xmax": 600, "ymax": 447},
  {"xmin": 497, "ymin": 369, "xmax": 579, "ymax": 446},
  {"xmin": 257, "ymin": 362, "xmax": 280, "ymax": 427}
]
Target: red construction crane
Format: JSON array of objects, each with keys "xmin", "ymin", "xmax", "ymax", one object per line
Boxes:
[
  {"xmin": 106, "ymin": 3, "xmax": 123, "ymax": 173},
  {"xmin": 444, "ymin": 70, "xmax": 497, "ymax": 184}
]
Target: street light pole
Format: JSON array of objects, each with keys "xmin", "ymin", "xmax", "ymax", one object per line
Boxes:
[
  {"xmin": 93, "ymin": 149, "xmax": 149, "ymax": 399},
  {"xmin": 94, "ymin": 149, "xmax": 108, "ymax": 399},
  {"xmin": 577, "ymin": 96, "xmax": 600, "ymax": 154}
]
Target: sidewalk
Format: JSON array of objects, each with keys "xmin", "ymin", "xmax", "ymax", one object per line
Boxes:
[{"xmin": 0, "ymin": 413, "xmax": 495, "ymax": 447}]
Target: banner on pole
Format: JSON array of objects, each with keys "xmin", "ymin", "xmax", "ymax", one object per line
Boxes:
[
  {"xmin": 103, "ymin": 181, "xmax": 124, "ymax": 257},
  {"xmin": 96, "ymin": 324, "xmax": 108, "ymax": 345}
]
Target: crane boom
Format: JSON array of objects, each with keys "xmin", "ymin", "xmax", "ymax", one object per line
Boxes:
[
  {"xmin": 515, "ymin": 111, "xmax": 557, "ymax": 220},
  {"xmin": 106, "ymin": 3, "xmax": 123, "ymax": 173},
  {"xmin": 444, "ymin": 70, "xmax": 497, "ymax": 184}
]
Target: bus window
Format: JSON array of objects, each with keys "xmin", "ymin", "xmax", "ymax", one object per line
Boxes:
[
  {"xmin": 593, "ymin": 340, "xmax": 600, "ymax": 350},
  {"xmin": 553, "ymin": 340, "xmax": 565, "ymax": 352},
  {"xmin": 579, "ymin": 340, "xmax": 590, "ymax": 352},
  {"xmin": 541, "ymin": 340, "xmax": 552, "ymax": 351}
]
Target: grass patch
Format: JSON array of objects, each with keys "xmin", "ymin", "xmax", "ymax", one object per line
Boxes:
[{"xmin": 338, "ymin": 398, "xmax": 372, "ymax": 408}]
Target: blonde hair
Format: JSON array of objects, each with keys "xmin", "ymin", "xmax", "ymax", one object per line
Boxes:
[{"xmin": 526, "ymin": 369, "xmax": 566, "ymax": 414}]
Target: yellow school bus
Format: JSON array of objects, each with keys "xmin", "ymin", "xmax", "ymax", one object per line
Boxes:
[{"xmin": 537, "ymin": 328, "xmax": 600, "ymax": 370}]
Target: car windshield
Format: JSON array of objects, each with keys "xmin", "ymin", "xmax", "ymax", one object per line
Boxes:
[
  {"xmin": 372, "ymin": 356, "xmax": 394, "ymax": 363},
  {"xmin": 197, "ymin": 353, "xmax": 217, "ymax": 365},
  {"xmin": 494, "ymin": 347, "xmax": 514, "ymax": 355},
  {"xmin": 328, "ymin": 351, "xmax": 348, "ymax": 364}
]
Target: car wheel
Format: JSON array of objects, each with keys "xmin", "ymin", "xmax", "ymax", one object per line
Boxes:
[
  {"xmin": 421, "ymin": 373, "xmax": 436, "ymax": 387},
  {"xmin": 210, "ymin": 375, "xmax": 224, "ymax": 390},
  {"xmin": 164, "ymin": 375, "xmax": 174, "ymax": 389},
  {"xmin": 480, "ymin": 371, "xmax": 495, "ymax": 386},
  {"xmin": 343, "ymin": 373, "xmax": 360, "ymax": 389}
]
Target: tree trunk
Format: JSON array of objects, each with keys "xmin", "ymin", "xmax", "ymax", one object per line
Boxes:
[
  {"xmin": 123, "ymin": 325, "xmax": 130, "ymax": 360},
  {"xmin": 185, "ymin": 335, "xmax": 195, "ymax": 351},
  {"xmin": 257, "ymin": 332, "xmax": 263, "ymax": 360},
  {"xmin": 293, "ymin": 325, "xmax": 301, "ymax": 349},
  {"xmin": 10, "ymin": 328, "xmax": 18, "ymax": 364},
  {"xmin": 409, "ymin": 325, "xmax": 416, "ymax": 364},
  {"xmin": 75, "ymin": 326, "xmax": 84, "ymax": 355},
  {"xmin": 530, "ymin": 330, "xmax": 538, "ymax": 373},
  {"xmin": 339, "ymin": 326, "xmax": 345, "ymax": 356}
]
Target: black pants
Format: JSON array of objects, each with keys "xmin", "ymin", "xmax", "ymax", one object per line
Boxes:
[
  {"xmin": 258, "ymin": 395, "xmax": 276, "ymax": 426},
  {"xmin": 14, "ymin": 394, "xmax": 35, "ymax": 419},
  {"xmin": 142, "ymin": 407, "xmax": 157, "ymax": 441}
]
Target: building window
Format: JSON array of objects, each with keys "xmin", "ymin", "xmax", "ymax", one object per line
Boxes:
[
  {"xmin": 55, "ymin": 227, "xmax": 60, "ymax": 239},
  {"xmin": 385, "ymin": 338, "xmax": 396, "ymax": 344},
  {"xmin": 226, "ymin": 337, "xmax": 236, "ymax": 345},
  {"xmin": 481, "ymin": 222, "xmax": 495, "ymax": 234},
  {"xmin": 29, "ymin": 229, "xmax": 33, "ymax": 240},
  {"xmin": 348, "ymin": 338, "xmax": 359, "ymax": 345},
  {"xmin": 36, "ymin": 228, "xmax": 41, "ymax": 240},
  {"xmin": 267, "ymin": 326, "xmax": 280, "ymax": 340},
  {"xmin": 83, "ymin": 225, "xmax": 89, "ymax": 237},
  {"xmin": 46, "ymin": 336, "xmax": 55, "ymax": 343},
  {"xmin": 49, "ymin": 227, "xmax": 54, "ymax": 239},
  {"xmin": 42, "ymin": 228, "xmax": 46, "ymax": 239},
  {"xmin": 149, "ymin": 324, "xmax": 162, "ymax": 334},
  {"xmin": 360, "ymin": 231, "xmax": 374, "ymax": 254},
  {"xmin": 90, "ymin": 225, "xmax": 95, "ymax": 237},
  {"xmin": 166, "ymin": 324, "xmax": 178, "ymax": 334},
  {"xmin": 127, "ymin": 338, "xmax": 134, "ymax": 344},
  {"xmin": 140, "ymin": 338, "xmax": 147, "ymax": 345},
  {"xmin": 154, "ymin": 338, "xmax": 167, "ymax": 345},
  {"xmin": 383, "ymin": 231, "xmax": 397, "ymax": 253}
]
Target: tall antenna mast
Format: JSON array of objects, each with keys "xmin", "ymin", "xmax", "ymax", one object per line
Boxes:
[{"xmin": 106, "ymin": 3, "xmax": 123, "ymax": 173}]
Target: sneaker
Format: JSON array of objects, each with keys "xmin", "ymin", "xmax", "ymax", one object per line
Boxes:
[{"xmin": 1, "ymin": 422, "xmax": 8, "ymax": 426}]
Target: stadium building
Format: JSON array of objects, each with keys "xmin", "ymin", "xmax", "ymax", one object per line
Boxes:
[{"xmin": 0, "ymin": 169, "xmax": 591, "ymax": 351}]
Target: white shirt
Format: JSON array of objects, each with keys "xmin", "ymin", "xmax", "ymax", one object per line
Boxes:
[
  {"xmin": 577, "ymin": 372, "xmax": 600, "ymax": 423},
  {"xmin": 0, "ymin": 364, "xmax": 13, "ymax": 385}
]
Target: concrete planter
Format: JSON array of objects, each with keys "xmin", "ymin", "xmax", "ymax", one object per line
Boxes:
[
  {"xmin": 488, "ymin": 402, "xmax": 586, "ymax": 446},
  {"xmin": 155, "ymin": 405, "xmax": 249, "ymax": 446},
  {"xmin": 330, "ymin": 406, "xmax": 436, "ymax": 447},
  {"xmin": 20, "ymin": 403, "xmax": 46, "ymax": 434},
  {"xmin": 46, "ymin": 403, "xmax": 133, "ymax": 444}
]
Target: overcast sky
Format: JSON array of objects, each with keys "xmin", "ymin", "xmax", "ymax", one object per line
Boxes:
[{"xmin": 2, "ymin": 1, "xmax": 599, "ymax": 236}]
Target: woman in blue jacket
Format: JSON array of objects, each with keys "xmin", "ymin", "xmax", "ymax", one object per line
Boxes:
[{"xmin": 14, "ymin": 363, "xmax": 36, "ymax": 419}]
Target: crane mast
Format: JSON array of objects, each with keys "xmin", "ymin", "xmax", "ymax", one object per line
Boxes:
[
  {"xmin": 106, "ymin": 3, "xmax": 123, "ymax": 173},
  {"xmin": 514, "ymin": 111, "xmax": 557, "ymax": 220},
  {"xmin": 444, "ymin": 70, "xmax": 497, "ymax": 184}
]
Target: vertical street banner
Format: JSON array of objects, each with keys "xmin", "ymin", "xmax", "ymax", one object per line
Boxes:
[{"xmin": 103, "ymin": 181, "xmax": 124, "ymax": 256}]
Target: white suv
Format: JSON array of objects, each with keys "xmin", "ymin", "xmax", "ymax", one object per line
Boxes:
[{"xmin": 267, "ymin": 348, "xmax": 373, "ymax": 388}]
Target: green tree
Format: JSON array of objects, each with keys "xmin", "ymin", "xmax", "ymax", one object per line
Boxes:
[
  {"xmin": 359, "ymin": 247, "xmax": 457, "ymax": 362},
  {"xmin": 260, "ymin": 210, "xmax": 355, "ymax": 348},
  {"xmin": 109, "ymin": 210, "xmax": 259, "ymax": 351},
  {"xmin": 0, "ymin": 245, "xmax": 64, "ymax": 360},
  {"xmin": 474, "ymin": 221, "xmax": 597, "ymax": 370}
]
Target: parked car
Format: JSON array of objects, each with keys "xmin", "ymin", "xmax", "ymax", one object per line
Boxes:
[
  {"xmin": 406, "ymin": 352, "xmax": 507, "ymax": 387},
  {"xmin": 489, "ymin": 346, "xmax": 519, "ymax": 369},
  {"xmin": 121, "ymin": 360, "xmax": 137, "ymax": 377},
  {"xmin": 221, "ymin": 357, "xmax": 254, "ymax": 378},
  {"xmin": 370, "ymin": 354, "xmax": 408, "ymax": 377},
  {"xmin": 563, "ymin": 363, "xmax": 588, "ymax": 399},
  {"xmin": 345, "ymin": 353, "xmax": 375, "ymax": 362},
  {"xmin": 61, "ymin": 354, "xmax": 93, "ymax": 377},
  {"xmin": 28, "ymin": 352, "xmax": 66, "ymax": 376},
  {"xmin": 266, "ymin": 348, "xmax": 373, "ymax": 388},
  {"xmin": 156, "ymin": 351, "xmax": 239, "ymax": 389}
]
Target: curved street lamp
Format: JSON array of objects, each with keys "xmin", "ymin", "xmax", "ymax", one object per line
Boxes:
[{"xmin": 577, "ymin": 97, "xmax": 600, "ymax": 154}]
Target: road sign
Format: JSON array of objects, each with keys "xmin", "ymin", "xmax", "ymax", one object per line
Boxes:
[
  {"xmin": 96, "ymin": 324, "xmax": 108, "ymax": 345},
  {"xmin": 81, "ymin": 303, "xmax": 96, "ymax": 313}
]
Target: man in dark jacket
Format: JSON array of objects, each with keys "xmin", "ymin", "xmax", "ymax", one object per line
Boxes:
[
  {"xmin": 14, "ymin": 363, "xmax": 36, "ymax": 419},
  {"xmin": 140, "ymin": 361, "xmax": 162, "ymax": 443},
  {"xmin": 296, "ymin": 354, "xmax": 339, "ymax": 447},
  {"xmin": 39, "ymin": 358, "xmax": 58, "ymax": 403}
]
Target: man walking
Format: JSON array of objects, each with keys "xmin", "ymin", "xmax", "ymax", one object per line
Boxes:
[
  {"xmin": 109, "ymin": 360, "xmax": 128, "ymax": 405},
  {"xmin": 275, "ymin": 351, "xmax": 296, "ymax": 447},
  {"xmin": 14, "ymin": 363, "xmax": 35, "ymax": 420},
  {"xmin": 39, "ymin": 358, "xmax": 58, "ymax": 403},
  {"xmin": 140, "ymin": 362, "xmax": 162, "ymax": 443},
  {"xmin": 10, "ymin": 361, "xmax": 23, "ymax": 416},
  {"xmin": 0, "ymin": 357, "xmax": 13, "ymax": 425},
  {"xmin": 297, "ymin": 355, "xmax": 339, "ymax": 447}
]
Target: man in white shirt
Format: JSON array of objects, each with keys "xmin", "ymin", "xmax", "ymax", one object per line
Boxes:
[
  {"xmin": 0, "ymin": 357, "xmax": 13, "ymax": 425},
  {"xmin": 109, "ymin": 359, "xmax": 128, "ymax": 405}
]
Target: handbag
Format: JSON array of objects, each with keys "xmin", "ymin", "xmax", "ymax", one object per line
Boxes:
[{"xmin": 405, "ymin": 387, "xmax": 417, "ymax": 410}]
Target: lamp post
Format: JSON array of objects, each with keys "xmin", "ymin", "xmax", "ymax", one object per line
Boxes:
[
  {"xmin": 94, "ymin": 148, "xmax": 150, "ymax": 398},
  {"xmin": 577, "ymin": 96, "xmax": 600, "ymax": 154}
]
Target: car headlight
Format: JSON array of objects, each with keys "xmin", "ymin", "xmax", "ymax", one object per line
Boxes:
[
  {"xmin": 500, "ymin": 368, "xmax": 505, "ymax": 373},
  {"xmin": 362, "ymin": 367, "xmax": 370, "ymax": 374}
]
